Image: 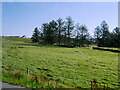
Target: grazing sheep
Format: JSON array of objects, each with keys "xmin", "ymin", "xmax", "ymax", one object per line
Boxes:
[{"xmin": 75, "ymin": 50, "xmax": 79, "ymax": 52}]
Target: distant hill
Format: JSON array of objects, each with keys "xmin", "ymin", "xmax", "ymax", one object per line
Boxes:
[{"xmin": 2, "ymin": 36, "xmax": 32, "ymax": 43}]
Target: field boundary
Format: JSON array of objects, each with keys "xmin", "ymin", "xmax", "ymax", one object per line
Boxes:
[{"xmin": 92, "ymin": 47, "xmax": 120, "ymax": 53}]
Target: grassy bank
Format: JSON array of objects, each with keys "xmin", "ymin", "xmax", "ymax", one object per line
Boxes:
[
  {"xmin": 2, "ymin": 37, "xmax": 119, "ymax": 88},
  {"xmin": 2, "ymin": 69, "xmax": 69, "ymax": 88}
]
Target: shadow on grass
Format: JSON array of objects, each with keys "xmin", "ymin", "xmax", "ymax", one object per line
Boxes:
[
  {"xmin": 13, "ymin": 42, "xmax": 76, "ymax": 48},
  {"xmin": 13, "ymin": 43, "xmax": 61, "ymax": 48},
  {"xmin": 92, "ymin": 47, "xmax": 120, "ymax": 53}
]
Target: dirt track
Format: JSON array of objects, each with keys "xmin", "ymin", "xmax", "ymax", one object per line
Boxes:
[{"xmin": 1, "ymin": 82, "xmax": 32, "ymax": 90}]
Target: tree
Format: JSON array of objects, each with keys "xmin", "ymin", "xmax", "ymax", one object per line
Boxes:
[
  {"xmin": 112, "ymin": 27, "xmax": 120, "ymax": 47},
  {"xmin": 100, "ymin": 21, "xmax": 110, "ymax": 46},
  {"xmin": 94, "ymin": 21, "xmax": 110, "ymax": 47},
  {"xmin": 62, "ymin": 26, "xmax": 67, "ymax": 46},
  {"xmin": 74, "ymin": 23, "xmax": 80, "ymax": 46},
  {"xmin": 94, "ymin": 26, "xmax": 102, "ymax": 46},
  {"xmin": 41, "ymin": 23, "xmax": 50, "ymax": 43},
  {"xmin": 49, "ymin": 20, "xmax": 58, "ymax": 44},
  {"xmin": 100, "ymin": 21, "xmax": 110, "ymax": 47},
  {"xmin": 57, "ymin": 18, "xmax": 64, "ymax": 45},
  {"xmin": 41, "ymin": 20, "xmax": 57, "ymax": 45},
  {"xmin": 31, "ymin": 27, "xmax": 40, "ymax": 43},
  {"xmin": 65, "ymin": 16, "xmax": 74, "ymax": 47},
  {"xmin": 79, "ymin": 25, "xmax": 89, "ymax": 46}
]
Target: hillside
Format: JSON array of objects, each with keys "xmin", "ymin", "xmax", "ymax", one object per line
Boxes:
[{"xmin": 2, "ymin": 37, "xmax": 118, "ymax": 88}]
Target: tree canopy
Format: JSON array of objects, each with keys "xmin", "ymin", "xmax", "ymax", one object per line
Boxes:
[{"xmin": 31, "ymin": 17, "xmax": 119, "ymax": 48}]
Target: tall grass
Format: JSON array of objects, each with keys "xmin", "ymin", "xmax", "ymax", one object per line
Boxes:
[{"xmin": 2, "ymin": 68, "xmax": 68, "ymax": 88}]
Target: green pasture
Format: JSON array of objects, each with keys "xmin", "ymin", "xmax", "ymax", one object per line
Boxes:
[{"xmin": 2, "ymin": 37, "xmax": 118, "ymax": 88}]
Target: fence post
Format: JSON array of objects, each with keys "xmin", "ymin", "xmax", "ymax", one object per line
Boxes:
[
  {"xmin": 90, "ymin": 81, "xmax": 93, "ymax": 90},
  {"xmin": 107, "ymin": 84, "xmax": 108, "ymax": 90},
  {"xmin": 104, "ymin": 84, "xmax": 105, "ymax": 89},
  {"xmin": 9, "ymin": 64, "xmax": 11, "ymax": 73},
  {"xmin": 27, "ymin": 68, "xmax": 29, "ymax": 75},
  {"xmin": 55, "ymin": 79, "xmax": 60, "ymax": 88}
]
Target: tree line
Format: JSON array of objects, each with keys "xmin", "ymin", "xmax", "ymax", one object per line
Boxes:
[{"xmin": 31, "ymin": 16, "xmax": 120, "ymax": 48}]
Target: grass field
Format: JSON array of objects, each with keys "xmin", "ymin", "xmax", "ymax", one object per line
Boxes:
[{"xmin": 2, "ymin": 37, "xmax": 119, "ymax": 88}]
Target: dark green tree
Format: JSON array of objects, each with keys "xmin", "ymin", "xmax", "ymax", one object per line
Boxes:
[
  {"xmin": 79, "ymin": 25, "xmax": 89, "ymax": 46},
  {"xmin": 57, "ymin": 18, "xmax": 64, "ymax": 45},
  {"xmin": 74, "ymin": 23, "xmax": 81, "ymax": 46},
  {"xmin": 63, "ymin": 26, "xmax": 67, "ymax": 46},
  {"xmin": 94, "ymin": 21, "xmax": 110, "ymax": 47},
  {"xmin": 65, "ymin": 16, "xmax": 74, "ymax": 47},
  {"xmin": 41, "ymin": 23, "xmax": 50, "ymax": 44},
  {"xmin": 31, "ymin": 27, "xmax": 40, "ymax": 43},
  {"xmin": 112, "ymin": 27, "xmax": 120, "ymax": 47},
  {"xmin": 94, "ymin": 26, "xmax": 102, "ymax": 46},
  {"xmin": 101, "ymin": 21, "xmax": 109, "ymax": 46},
  {"xmin": 41, "ymin": 20, "xmax": 57, "ymax": 45},
  {"xmin": 49, "ymin": 20, "xmax": 58, "ymax": 44},
  {"xmin": 100, "ymin": 21, "xmax": 110, "ymax": 47}
]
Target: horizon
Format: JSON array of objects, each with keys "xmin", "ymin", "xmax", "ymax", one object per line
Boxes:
[{"xmin": 2, "ymin": 2, "xmax": 118, "ymax": 38}]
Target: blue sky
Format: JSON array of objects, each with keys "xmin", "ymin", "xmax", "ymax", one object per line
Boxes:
[{"xmin": 2, "ymin": 2, "xmax": 118, "ymax": 38}]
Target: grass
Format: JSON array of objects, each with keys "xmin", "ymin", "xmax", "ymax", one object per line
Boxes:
[
  {"xmin": 2, "ymin": 69, "xmax": 68, "ymax": 88},
  {"xmin": 2, "ymin": 37, "xmax": 119, "ymax": 88}
]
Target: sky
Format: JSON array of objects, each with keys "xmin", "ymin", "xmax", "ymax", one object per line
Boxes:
[{"xmin": 2, "ymin": 2, "xmax": 118, "ymax": 38}]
